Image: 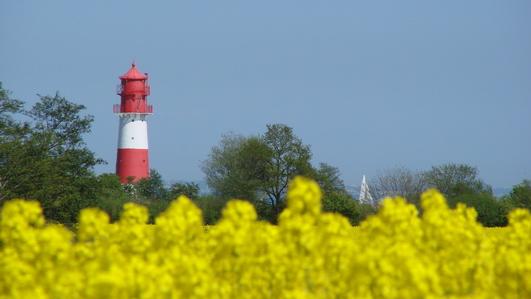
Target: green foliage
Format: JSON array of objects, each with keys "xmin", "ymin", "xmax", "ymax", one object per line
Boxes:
[
  {"xmin": 421, "ymin": 163, "xmax": 506, "ymax": 226},
  {"xmin": 192, "ymin": 195, "xmax": 227, "ymax": 225},
  {"xmin": 0, "ymin": 85, "xmax": 104, "ymax": 223},
  {"xmin": 127, "ymin": 169, "xmax": 172, "ymax": 222},
  {"xmin": 203, "ymin": 124, "xmax": 323, "ymax": 222},
  {"xmin": 169, "ymin": 182, "xmax": 200, "ymax": 200},
  {"xmin": 322, "ymin": 192, "xmax": 375, "ymax": 225},
  {"xmin": 447, "ymin": 192, "xmax": 508, "ymax": 227},
  {"xmin": 202, "ymin": 134, "xmax": 267, "ymax": 202},
  {"xmin": 145, "ymin": 199, "xmax": 171, "ymax": 223},
  {"xmin": 314, "ymin": 163, "xmax": 347, "ymax": 197},
  {"xmin": 0, "ymin": 82, "xmax": 27, "ymax": 137},
  {"xmin": 90, "ymin": 174, "xmax": 128, "ymax": 221},
  {"xmin": 314, "ymin": 163, "xmax": 375, "ymax": 224},
  {"xmin": 261, "ymin": 124, "xmax": 314, "ymax": 212},
  {"xmin": 135, "ymin": 169, "xmax": 168, "ymax": 201},
  {"xmin": 423, "ymin": 163, "xmax": 492, "ymax": 198},
  {"xmin": 506, "ymin": 180, "xmax": 531, "ymax": 210},
  {"xmin": 29, "ymin": 94, "xmax": 94, "ymax": 152}
]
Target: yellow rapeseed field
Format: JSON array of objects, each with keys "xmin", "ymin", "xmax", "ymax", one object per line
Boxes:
[{"xmin": 0, "ymin": 177, "xmax": 530, "ymax": 298}]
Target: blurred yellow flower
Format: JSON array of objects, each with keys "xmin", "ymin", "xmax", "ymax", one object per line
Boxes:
[{"xmin": 0, "ymin": 177, "xmax": 529, "ymax": 298}]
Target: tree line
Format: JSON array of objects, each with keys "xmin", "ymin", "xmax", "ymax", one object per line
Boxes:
[
  {"xmin": 370, "ymin": 165, "xmax": 530, "ymax": 226},
  {"xmin": 1, "ymin": 83, "xmax": 529, "ymax": 226}
]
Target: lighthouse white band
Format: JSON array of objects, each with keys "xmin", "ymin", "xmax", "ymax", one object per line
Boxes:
[{"xmin": 117, "ymin": 114, "xmax": 149, "ymax": 149}]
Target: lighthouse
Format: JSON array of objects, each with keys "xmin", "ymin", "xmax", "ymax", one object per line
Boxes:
[{"xmin": 113, "ymin": 63, "xmax": 153, "ymax": 183}]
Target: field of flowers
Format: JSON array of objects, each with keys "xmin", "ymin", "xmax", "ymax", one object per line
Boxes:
[{"xmin": 1, "ymin": 176, "xmax": 530, "ymax": 298}]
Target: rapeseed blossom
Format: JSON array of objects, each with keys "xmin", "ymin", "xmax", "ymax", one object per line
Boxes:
[{"xmin": 0, "ymin": 176, "xmax": 530, "ymax": 298}]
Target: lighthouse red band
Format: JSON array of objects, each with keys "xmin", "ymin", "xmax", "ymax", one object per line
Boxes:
[{"xmin": 114, "ymin": 63, "xmax": 153, "ymax": 183}]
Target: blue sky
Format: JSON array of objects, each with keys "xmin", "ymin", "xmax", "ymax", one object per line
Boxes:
[{"xmin": 1, "ymin": 0, "xmax": 530, "ymax": 188}]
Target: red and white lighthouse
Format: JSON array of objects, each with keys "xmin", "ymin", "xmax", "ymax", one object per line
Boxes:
[{"xmin": 113, "ymin": 63, "xmax": 153, "ymax": 183}]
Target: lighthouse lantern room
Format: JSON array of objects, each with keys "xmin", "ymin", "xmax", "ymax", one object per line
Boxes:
[{"xmin": 114, "ymin": 63, "xmax": 153, "ymax": 183}]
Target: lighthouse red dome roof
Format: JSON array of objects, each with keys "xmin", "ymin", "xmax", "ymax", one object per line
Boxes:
[{"xmin": 120, "ymin": 63, "xmax": 147, "ymax": 80}]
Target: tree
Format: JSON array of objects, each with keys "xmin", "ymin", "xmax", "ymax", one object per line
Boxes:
[
  {"xmin": 29, "ymin": 94, "xmax": 94, "ymax": 152},
  {"xmin": 314, "ymin": 163, "xmax": 376, "ymax": 225},
  {"xmin": 26, "ymin": 94, "xmax": 101, "ymax": 222},
  {"xmin": 203, "ymin": 124, "xmax": 314, "ymax": 221},
  {"xmin": 192, "ymin": 195, "xmax": 227, "ymax": 225},
  {"xmin": 506, "ymin": 180, "xmax": 531, "ymax": 210},
  {"xmin": 314, "ymin": 163, "xmax": 347, "ymax": 197},
  {"xmin": 135, "ymin": 169, "xmax": 168, "ymax": 201},
  {"xmin": 370, "ymin": 167, "xmax": 427, "ymax": 206},
  {"xmin": 0, "ymin": 87, "xmax": 104, "ymax": 222},
  {"xmin": 202, "ymin": 134, "xmax": 267, "ymax": 202},
  {"xmin": 447, "ymin": 193, "xmax": 507, "ymax": 227},
  {"xmin": 0, "ymin": 83, "xmax": 28, "ymax": 200},
  {"xmin": 260, "ymin": 124, "xmax": 313, "ymax": 215},
  {"xmin": 321, "ymin": 191, "xmax": 375, "ymax": 225},
  {"xmin": 90, "ymin": 174, "xmax": 128, "ymax": 221},
  {"xmin": 422, "ymin": 163, "xmax": 491, "ymax": 198},
  {"xmin": 169, "ymin": 182, "xmax": 200, "ymax": 200},
  {"xmin": 422, "ymin": 163, "xmax": 506, "ymax": 226},
  {"xmin": 0, "ymin": 82, "xmax": 27, "ymax": 138}
]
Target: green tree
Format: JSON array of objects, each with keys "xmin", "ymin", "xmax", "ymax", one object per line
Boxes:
[
  {"xmin": 90, "ymin": 174, "xmax": 128, "ymax": 221},
  {"xmin": 192, "ymin": 195, "xmax": 227, "ymax": 225},
  {"xmin": 169, "ymin": 182, "xmax": 200, "ymax": 200},
  {"xmin": 0, "ymin": 82, "xmax": 27, "ymax": 138},
  {"xmin": 0, "ymin": 83, "xmax": 29, "ymax": 201},
  {"xmin": 203, "ymin": 124, "xmax": 314, "ymax": 221},
  {"xmin": 421, "ymin": 163, "xmax": 507, "ymax": 226},
  {"xmin": 321, "ymin": 191, "xmax": 375, "ymax": 225},
  {"xmin": 314, "ymin": 163, "xmax": 347, "ymax": 197},
  {"xmin": 29, "ymin": 94, "xmax": 94, "ymax": 152},
  {"xmin": 202, "ymin": 134, "xmax": 268, "ymax": 202},
  {"xmin": 135, "ymin": 169, "xmax": 168, "ymax": 201},
  {"xmin": 506, "ymin": 180, "xmax": 531, "ymax": 210},
  {"xmin": 314, "ymin": 163, "xmax": 376, "ymax": 225},
  {"xmin": 422, "ymin": 163, "xmax": 491, "ymax": 198},
  {"xmin": 448, "ymin": 193, "xmax": 507, "ymax": 227},
  {"xmin": 130, "ymin": 169, "xmax": 173, "ymax": 222},
  {"xmin": 0, "ymin": 89, "xmax": 103, "ymax": 222},
  {"xmin": 28, "ymin": 94, "xmax": 101, "ymax": 222},
  {"xmin": 260, "ymin": 124, "xmax": 313, "ymax": 216}
]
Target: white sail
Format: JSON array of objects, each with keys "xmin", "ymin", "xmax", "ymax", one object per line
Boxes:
[{"xmin": 359, "ymin": 175, "xmax": 374, "ymax": 205}]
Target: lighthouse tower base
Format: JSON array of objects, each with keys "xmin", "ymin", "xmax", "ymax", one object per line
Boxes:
[{"xmin": 116, "ymin": 113, "xmax": 149, "ymax": 183}]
